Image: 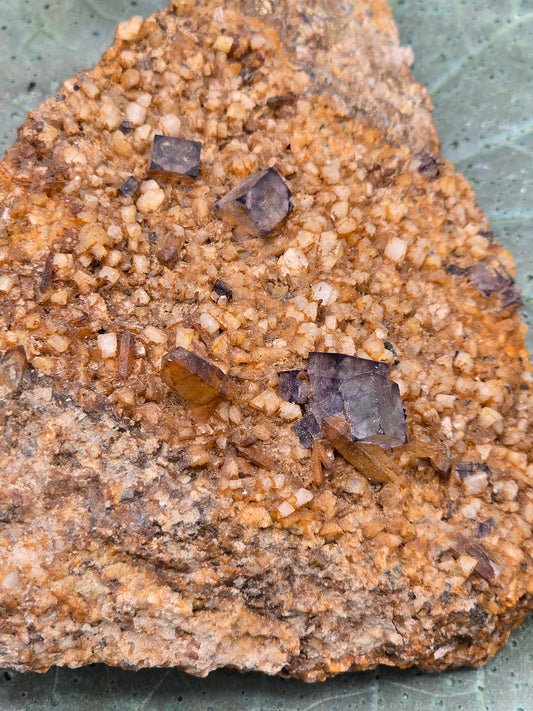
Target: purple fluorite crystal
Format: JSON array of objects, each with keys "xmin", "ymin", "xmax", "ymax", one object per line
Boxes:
[
  {"xmin": 212, "ymin": 279, "xmax": 233, "ymax": 300},
  {"xmin": 278, "ymin": 370, "xmax": 309, "ymax": 404},
  {"xmin": 292, "ymin": 413, "xmax": 322, "ymax": 449},
  {"xmin": 467, "ymin": 257, "xmax": 522, "ymax": 307},
  {"xmin": 455, "ymin": 462, "xmax": 491, "ymax": 479},
  {"xmin": 118, "ymin": 176, "xmax": 140, "ymax": 198},
  {"xmin": 214, "ymin": 168, "xmax": 293, "ymax": 237},
  {"xmin": 340, "ymin": 372, "xmax": 407, "ymax": 447},
  {"xmin": 149, "ymin": 135, "xmax": 202, "ymax": 178},
  {"xmin": 280, "ymin": 352, "xmax": 406, "ymax": 450}
]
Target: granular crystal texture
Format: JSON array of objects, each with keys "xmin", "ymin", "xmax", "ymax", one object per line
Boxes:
[
  {"xmin": 0, "ymin": 0, "xmax": 532, "ymax": 684},
  {"xmin": 149, "ymin": 135, "xmax": 202, "ymax": 177},
  {"xmin": 214, "ymin": 168, "xmax": 293, "ymax": 237}
]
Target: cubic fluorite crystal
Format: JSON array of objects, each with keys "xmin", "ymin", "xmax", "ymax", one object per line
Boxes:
[
  {"xmin": 281, "ymin": 352, "xmax": 407, "ymax": 450},
  {"xmin": 118, "ymin": 175, "xmax": 140, "ymax": 198},
  {"xmin": 214, "ymin": 167, "xmax": 293, "ymax": 237},
  {"xmin": 149, "ymin": 135, "xmax": 202, "ymax": 178},
  {"xmin": 340, "ymin": 372, "xmax": 407, "ymax": 447}
]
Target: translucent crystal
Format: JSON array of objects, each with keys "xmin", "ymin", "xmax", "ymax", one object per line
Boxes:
[
  {"xmin": 340, "ymin": 372, "xmax": 407, "ymax": 447},
  {"xmin": 149, "ymin": 135, "xmax": 202, "ymax": 178},
  {"xmin": 118, "ymin": 176, "xmax": 140, "ymax": 197},
  {"xmin": 277, "ymin": 370, "xmax": 309, "ymax": 404},
  {"xmin": 214, "ymin": 168, "xmax": 293, "ymax": 237}
]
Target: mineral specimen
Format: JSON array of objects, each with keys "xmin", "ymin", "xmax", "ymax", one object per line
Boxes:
[
  {"xmin": 0, "ymin": 0, "xmax": 532, "ymax": 684},
  {"xmin": 214, "ymin": 168, "xmax": 293, "ymax": 237},
  {"xmin": 277, "ymin": 370, "xmax": 309, "ymax": 404},
  {"xmin": 340, "ymin": 372, "xmax": 407, "ymax": 447},
  {"xmin": 149, "ymin": 135, "xmax": 202, "ymax": 178}
]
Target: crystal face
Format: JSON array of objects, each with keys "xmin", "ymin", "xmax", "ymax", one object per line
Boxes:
[
  {"xmin": 214, "ymin": 168, "xmax": 293, "ymax": 237},
  {"xmin": 118, "ymin": 176, "xmax": 140, "ymax": 198},
  {"xmin": 292, "ymin": 413, "xmax": 323, "ymax": 449},
  {"xmin": 278, "ymin": 370, "xmax": 309, "ymax": 404},
  {"xmin": 280, "ymin": 352, "xmax": 407, "ymax": 450},
  {"xmin": 467, "ymin": 257, "xmax": 522, "ymax": 308},
  {"xmin": 160, "ymin": 347, "xmax": 237, "ymax": 405},
  {"xmin": 212, "ymin": 279, "xmax": 233, "ymax": 300},
  {"xmin": 149, "ymin": 135, "xmax": 202, "ymax": 178},
  {"xmin": 340, "ymin": 372, "xmax": 407, "ymax": 446}
]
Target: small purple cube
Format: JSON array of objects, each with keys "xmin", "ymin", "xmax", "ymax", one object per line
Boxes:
[{"xmin": 149, "ymin": 135, "xmax": 202, "ymax": 178}]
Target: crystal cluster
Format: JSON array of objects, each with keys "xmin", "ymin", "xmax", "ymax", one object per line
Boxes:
[
  {"xmin": 279, "ymin": 352, "xmax": 407, "ymax": 451},
  {"xmin": 214, "ymin": 168, "xmax": 293, "ymax": 237}
]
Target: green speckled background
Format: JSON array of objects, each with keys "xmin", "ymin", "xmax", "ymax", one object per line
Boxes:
[{"xmin": 0, "ymin": 1, "xmax": 532, "ymax": 709}]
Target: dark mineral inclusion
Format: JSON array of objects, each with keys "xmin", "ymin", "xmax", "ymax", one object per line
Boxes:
[
  {"xmin": 149, "ymin": 135, "xmax": 202, "ymax": 178},
  {"xmin": 118, "ymin": 175, "xmax": 140, "ymax": 198},
  {"xmin": 466, "ymin": 257, "xmax": 522, "ymax": 308},
  {"xmin": 214, "ymin": 167, "xmax": 293, "ymax": 237},
  {"xmin": 281, "ymin": 352, "xmax": 407, "ymax": 450}
]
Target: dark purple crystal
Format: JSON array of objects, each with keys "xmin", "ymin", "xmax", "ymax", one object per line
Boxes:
[
  {"xmin": 500, "ymin": 284, "xmax": 522, "ymax": 308},
  {"xmin": 149, "ymin": 135, "xmax": 202, "ymax": 178},
  {"xmin": 278, "ymin": 370, "xmax": 309, "ymax": 404},
  {"xmin": 455, "ymin": 462, "xmax": 491, "ymax": 479},
  {"xmin": 118, "ymin": 176, "xmax": 140, "ymax": 198},
  {"xmin": 214, "ymin": 168, "xmax": 293, "ymax": 237},
  {"xmin": 417, "ymin": 152, "xmax": 440, "ymax": 179},
  {"xmin": 281, "ymin": 352, "xmax": 406, "ymax": 451},
  {"xmin": 467, "ymin": 257, "xmax": 521, "ymax": 307},
  {"xmin": 307, "ymin": 352, "xmax": 389, "ymax": 380},
  {"xmin": 340, "ymin": 373, "xmax": 407, "ymax": 447},
  {"xmin": 306, "ymin": 352, "xmax": 391, "ymax": 428},
  {"xmin": 212, "ymin": 279, "xmax": 233, "ymax": 300},
  {"xmin": 292, "ymin": 413, "xmax": 322, "ymax": 449},
  {"xmin": 118, "ymin": 120, "xmax": 134, "ymax": 135}
]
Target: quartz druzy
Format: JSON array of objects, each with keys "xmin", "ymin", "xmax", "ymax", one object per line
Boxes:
[
  {"xmin": 214, "ymin": 167, "xmax": 293, "ymax": 237},
  {"xmin": 149, "ymin": 135, "xmax": 202, "ymax": 178},
  {"xmin": 283, "ymin": 353, "xmax": 407, "ymax": 451}
]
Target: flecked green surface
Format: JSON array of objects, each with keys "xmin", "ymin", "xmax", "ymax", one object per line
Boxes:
[{"xmin": 0, "ymin": 1, "xmax": 532, "ymax": 709}]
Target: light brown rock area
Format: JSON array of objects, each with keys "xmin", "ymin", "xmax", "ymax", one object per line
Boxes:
[{"xmin": 0, "ymin": 0, "xmax": 532, "ymax": 681}]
